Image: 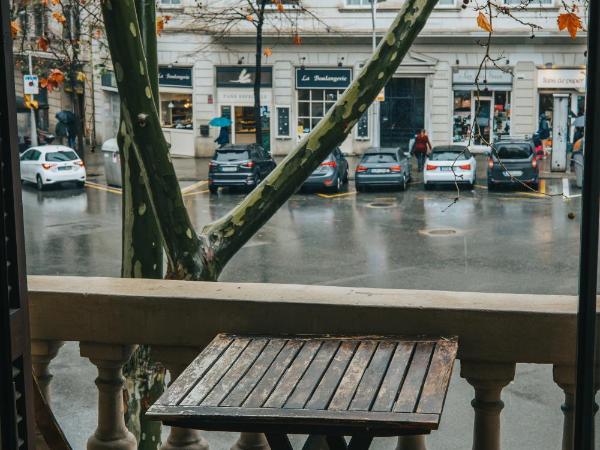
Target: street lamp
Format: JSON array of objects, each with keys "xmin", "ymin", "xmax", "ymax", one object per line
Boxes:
[{"xmin": 371, "ymin": 0, "xmax": 384, "ymax": 148}]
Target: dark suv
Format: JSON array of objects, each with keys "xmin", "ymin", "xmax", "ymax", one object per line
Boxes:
[
  {"xmin": 487, "ymin": 139, "xmax": 539, "ymax": 190},
  {"xmin": 208, "ymin": 144, "xmax": 276, "ymax": 194}
]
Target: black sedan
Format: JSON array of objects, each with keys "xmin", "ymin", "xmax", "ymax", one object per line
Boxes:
[
  {"xmin": 302, "ymin": 147, "xmax": 349, "ymax": 193},
  {"xmin": 487, "ymin": 139, "xmax": 539, "ymax": 190},
  {"xmin": 355, "ymin": 147, "xmax": 411, "ymax": 192},
  {"xmin": 208, "ymin": 144, "xmax": 276, "ymax": 193}
]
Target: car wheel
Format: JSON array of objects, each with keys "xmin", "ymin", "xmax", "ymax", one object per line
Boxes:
[
  {"xmin": 209, "ymin": 185, "xmax": 218, "ymax": 194},
  {"xmin": 36, "ymin": 175, "xmax": 44, "ymax": 191},
  {"xmin": 343, "ymin": 170, "xmax": 349, "ymax": 184},
  {"xmin": 330, "ymin": 176, "xmax": 341, "ymax": 194},
  {"xmin": 531, "ymin": 182, "xmax": 539, "ymax": 191},
  {"xmin": 424, "ymin": 183, "xmax": 432, "ymax": 191},
  {"xmin": 487, "ymin": 181, "xmax": 495, "ymax": 191},
  {"xmin": 356, "ymin": 184, "xmax": 363, "ymax": 193},
  {"xmin": 77, "ymin": 181, "xmax": 85, "ymax": 188},
  {"xmin": 399, "ymin": 175, "xmax": 407, "ymax": 191}
]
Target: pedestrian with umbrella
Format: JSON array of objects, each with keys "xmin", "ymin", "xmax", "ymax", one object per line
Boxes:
[
  {"xmin": 210, "ymin": 116, "xmax": 232, "ymax": 147},
  {"xmin": 55, "ymin": 110, "xmax": 77, "ymax": 148}
]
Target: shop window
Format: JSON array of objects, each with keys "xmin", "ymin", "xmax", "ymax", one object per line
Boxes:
[
  {"xmin": 160, "ymin": 0, "xmax": 181, "ymax": 4},
  {"xmin": 160, "ymin": 93, "xmax": 193, "ymax": 129},
  {"xmin": 345, "ymin": 0, "xmax": 371, "ymax": 6},
  {"xmin": 452, "ymin": 90, "xmax": 511, "ymax": 144},
  {"xmin": 436, "ymin": 0, "xmax": 456, "ymax": 6},
  {"xmin": 453, "ymin": 91, "xmax": 471, "ymax": 143},
  {"xmin": 33, "ymin": 4, "xmax": 47, "ymax": 37},
  {"xmin": 297, "ymin": 89, "xmax": 342, "ymax": 138}
]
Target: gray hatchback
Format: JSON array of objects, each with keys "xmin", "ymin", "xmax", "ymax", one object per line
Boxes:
[{"xmin": 355, "ymin": 147, "xmax": 411, "ymax": 192}]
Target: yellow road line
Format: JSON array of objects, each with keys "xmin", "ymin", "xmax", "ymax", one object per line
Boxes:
[
  {"xmin": 181, "ymin": 180, "xmax": 208, "ymax": 194},
  {"xmin": 183, "ymin": 189, "xmax": 209, "ymax": 197},
  {"xmin": 85, "ymin": 181, "xmax": 122, "ymax": 195},
  {"xmin": 317, "ymin": 191, "xmax": 357, "ymax": 199}
]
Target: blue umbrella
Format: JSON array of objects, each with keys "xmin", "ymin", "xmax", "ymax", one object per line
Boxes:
[{"xmin": 209, "ymin": 117, "xmax": 232, "ymax": 127}]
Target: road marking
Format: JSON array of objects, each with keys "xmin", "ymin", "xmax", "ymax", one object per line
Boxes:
[
  {"xmin": 181, "ymin": 180, "xmax": 208, "ymax": 194},
  {"xmin": 562, "ymin": 177, "xmax": 582, "ymax": 198},
  {"xmin": 183, "ymin": 189, "xmax": 209, "ymax": 197},
  {"xmin": 539, "ymin": 179, "xmax": 547, "ymax": 194},
  {"xmin": 317, "ymin": 191, "xmax": 357, "ymax": 199},
  {"xmin": 85, "ymin": 181, "xmax": 122, "ymax": 195}
]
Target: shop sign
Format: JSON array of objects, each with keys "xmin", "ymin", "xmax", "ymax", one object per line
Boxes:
[
  {"xmin": 159, "ymin": 66, "xmax": 193, "ymax": 88},
  {"xmin": 23, "ymin": 75, "xmax": 39, "ymax": 95},
  {"xmin": 296, "ymin": 68, "xmax": 352, "ymax": 89},
  {"xmin": 452, "ymin": 68, "xmax": 513, "ymax": 86},
  {"xmin": 217, "ymin": 89, "xmax": 272, "ymax": 105},
  {"xmin": 216, "ymin": 66, "xmax": 272, "ymax": 88},
  {"xmin": 537, "ymin": 69, "xmax": 586, "ymax": 89}
]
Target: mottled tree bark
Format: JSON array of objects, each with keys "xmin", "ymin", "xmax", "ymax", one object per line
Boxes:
[
  {"xmin": 101, "ymin": 0, "xmax": 438, "ymax": 281},
  {"xmin": 119, "ymin": 1, "xmax": 165, "ymax": 449}
]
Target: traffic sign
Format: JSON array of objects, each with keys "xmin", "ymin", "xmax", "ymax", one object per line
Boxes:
[{"xmin": 23, "ymin": 75, "xmax": 39, "ymax": 95}]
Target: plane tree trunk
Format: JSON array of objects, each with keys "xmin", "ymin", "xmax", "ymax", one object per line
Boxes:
[
  {"xmin": 100, "ymin": 0, "xmax": 439, "ymax": 278},
  {"xmin": 118, "ymin": 1, "xmax": 165, "ymax": 449}
]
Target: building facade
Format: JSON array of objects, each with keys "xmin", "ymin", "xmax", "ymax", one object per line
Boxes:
[{"xmin": 93, "ymin": 0, "xmax": 587, "ymax": 157}]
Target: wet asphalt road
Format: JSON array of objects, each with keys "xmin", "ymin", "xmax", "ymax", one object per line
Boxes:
[
  {"xmin": 23, "ymin": 155, "xmax": 582, "ymax": 294},
  {"xmin": 21, "ymin": 155, "xmax": 589, "ymax": 450}
]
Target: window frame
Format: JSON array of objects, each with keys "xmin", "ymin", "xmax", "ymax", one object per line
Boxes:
[{"xmin": 297, "ymin": 88, "xmax": 344, "ymax": 139}]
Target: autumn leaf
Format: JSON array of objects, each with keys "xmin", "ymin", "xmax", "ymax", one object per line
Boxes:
[
  {"xmin": 263, "ymin": 47, "xmax": 272, "ymax": 57},
  {"xmin": 276, "ymin": 3, "xmax": 284, "ymax": 12},
  {"xmin": 37, "ymin": 36, "xmax": 49, "ymax": 51},
  {"xmin": 52, "ymin": 11, "xmax": 66, "ymax": 24},
  {"xmin": 292, "ymin": 33, "xmax": 302, "ymax": 45},
  {"xmin": 10, "ymin": 21, "xmax": 20, "ymax": 39},
  {"xmin": 558, "ymin": 12, "xmax": 582, "ymax": 39},
  {"xmin": 48, "ymin": 68, "xmax": 65, "ymax": 84},
  {"xmin": 476, "ymin": 12, "xmax": 493, "ymax": 33},
  {"xmin": 51, "ymin": 0, "xmax": 61, "ymax": 5},
  {"xmin": 156, "ymin": 15, "xmax": 171, "ymax": 35},
  {"xmin": 246, "ymin": 14, "xmax": 254, "ymax": 21},
  {"xmin": 40, "ymin": 0, "xmax": 48, "ymax": 5},
  {"xmin": 39, "ymin": 78, "xmax": 48, "ymax": 89}
]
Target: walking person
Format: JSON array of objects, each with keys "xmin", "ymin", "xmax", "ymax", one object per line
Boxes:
[
  {"xmin": 214, "ymin": 126, "xmax": 229, "ymax": 147},
  {"xmin": 412, "ymin": 129, "xmax": 432, "ymax": 172},
  {"xmin": 537, "ymin": 112, "xmax": 551, "ymax": 149}
]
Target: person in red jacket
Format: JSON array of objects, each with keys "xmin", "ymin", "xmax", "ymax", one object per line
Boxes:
[{"xmin": 413, "ymin": 129, "xmax": 432, "ymax": 172}]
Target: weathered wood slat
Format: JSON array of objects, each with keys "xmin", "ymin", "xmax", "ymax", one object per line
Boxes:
[
  {"xmin": 328, "ymin": 341, "xmax": 377, "ymax": 411},
  {"xmin": 284, "ymin": 340, "xmax": 340, "ymax": 409},
  {"xmin": 416, "ymin": 340, "xmax": 457, "ymax": 414},
  {"xmin": 221, "ymin": 339, "xmax": 287, "ymax": 407},
  {"xmin": 264, "ymin": 340, "xmax": 322, "ymax": 408},
  {"xmin": 371, "ymin": 342, "xmax": 414, "ymax": 412},
  {"xmin": 157, "ymin": 334, "xmax": 233, "ymax": 406},
  {"xmin": 392, "ymin": 342, "xmax": 435, "ymax": 413},
  {"xmin": 349, "ymin": 341, "xmax": 396, "ymax": 411},
  {"xmin": 201, "ymin": 338, "xmax": 269, "ymax": 407},
  {"xmin": 181, "ymin": 338, "xmax": 251, "ymax": 405},
  {"xmin": 243, "ymin": 340, "xmax": 304, "ymax": 408},
  {"xmin": 150, "ymin": 335, "xmax": 458, "ymax": 439},
  {"xmin": 305, "ymin": 341, "xmax": 358, "ymax": 410}
]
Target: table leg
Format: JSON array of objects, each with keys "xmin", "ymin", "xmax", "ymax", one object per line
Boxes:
[
  {"xmin": 265, "ymin": 433, "xmax": 293, "ymax": 450},
  {"xmin": 325, "ymin": 436, "xmax": 348, "ymax": 450},
  {"xmin": 347, "ymin": 435, "xmax": 373, "ymax": 450}
]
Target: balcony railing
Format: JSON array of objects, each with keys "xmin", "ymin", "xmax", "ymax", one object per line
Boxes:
[{"xmin": 28, "ymin": 275, "xmax": 587, "ymax": 450}]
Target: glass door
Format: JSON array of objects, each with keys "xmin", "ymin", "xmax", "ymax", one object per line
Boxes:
[{"xmin": 472, "ymin": 97, "xmax": 492, "ymax": 145}]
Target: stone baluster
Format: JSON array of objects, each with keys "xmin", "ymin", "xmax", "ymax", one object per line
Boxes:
[
  {"xmin": 231, "ymin": 433, "xmax": 270, "ymax": 450},
  {"xmin": 461, "ymin": 361, "xmax": 516, "ymax": 450},
  {"xmin": 152, "ymin": 346, "xmax": 209, "ymax": 450},
  {"xmin": 553, "ymin": 364, "xmax": 599, "ymax": 450},
  {"xmin": 396, "ymin": 435, "xmax": 426, "ymax": 450},
  {"xmin": 80, "ymin": 343, "xmax": 138, "ymax": 450},
  {"xmin": 31, "ymin": 340, "xmax": 64, "ymax": 402}
]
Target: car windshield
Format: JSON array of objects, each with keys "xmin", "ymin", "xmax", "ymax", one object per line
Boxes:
[
  {"xmin": 495, "ymin": 144, "xmax": 531, "ymax": 159},
  {"xmin": 429, "ymin": 151, "xmax": 468, "ymax": 161},
  {"xmin": 215, "ymin": 150, "xmax": 249, "ymax": 162},
  {"xmin": 362, "ymin": 153, "xmax": 396, "ymax": 164},
  {"xmin": 46, "ymin": 151, "xmax": 78, "ymax": 162}
]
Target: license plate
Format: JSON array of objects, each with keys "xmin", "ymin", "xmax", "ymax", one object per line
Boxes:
[
  {"xmin": 371, "ymin": 168, "xmax": 389, "ymax": 174},
  {"xmin": 439, "ymin": 167, "xmax": 452, "ymax": 171},
  {"xmin": 222, "ymin": 167, "xmax": 237, "ymax": 172},
  {"xmin": 503, "ymin": 170, "xmax": 522, "ymax": 177},
  {"xmin": 58, "ymin": 166, "xmax": 71, "ymax": 171}
]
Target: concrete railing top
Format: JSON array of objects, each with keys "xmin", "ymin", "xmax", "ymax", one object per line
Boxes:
[{"xmin": 28, "ymin": 275, "xmax": 584, "ymax": 365}]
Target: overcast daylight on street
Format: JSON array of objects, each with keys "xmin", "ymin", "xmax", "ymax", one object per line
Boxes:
[{"xmin": 2, "ymin": 0, "xmax": 600, "ymax": 449}]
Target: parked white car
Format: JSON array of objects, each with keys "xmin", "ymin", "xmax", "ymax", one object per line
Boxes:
[
  {"xmin": 20, "ymin": 145, "xmax": 86, "ymax": 190},
  {"xmin": 423, "ymin": 145, "xmax": 476, "ymax": 189}
]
